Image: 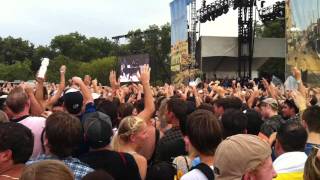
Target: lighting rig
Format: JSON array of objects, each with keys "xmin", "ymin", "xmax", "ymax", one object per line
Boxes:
[{"xmin": 258, "ymin": 1, "xmax": 285, "ymax": 24}]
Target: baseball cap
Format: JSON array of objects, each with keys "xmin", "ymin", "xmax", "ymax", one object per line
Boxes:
[
  {"xmin": 63, "ymin": 88, "xmax": 83, "ymax": 114},
  {"xmin": 83, "ymin": 111, "xmax": 113, "ymax": 149},
  {"xmin": 260, "ymin": 98, "xmax": 278, "ymax": 110},
  {"xmin": 214, "ymin": 134, "xmax": 271, "ymax": 180}
]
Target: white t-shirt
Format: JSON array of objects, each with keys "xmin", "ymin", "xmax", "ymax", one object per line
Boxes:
[
  {"xmin": 19, "ymin": 116, "xmax": 46, "ymax": 160},
  {"xmin": 180, "ymin": 165, "xmax": 214, "ymax": 180}
]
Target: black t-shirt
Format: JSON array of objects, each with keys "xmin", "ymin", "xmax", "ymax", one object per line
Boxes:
[{"xmin": 79, "ymin": 150, "xmax": 141, "ymax": 180}]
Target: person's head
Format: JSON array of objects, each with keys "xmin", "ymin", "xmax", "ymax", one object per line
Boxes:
[
  {"xmin": 275, "ymin": 121, "xmax": 307, "ymax": 157},
  {"xmin": 213, "ymin": 98, "xmax": 228, "ymax": 117},
  {"xmin": 63, "ymin": 88, "xmax": 83, "ymax": 115},
  {"xmin": 5, "ymin": 86, "xmax": 30, "ymax": 115},
  {"xmin": 44, "ymin": 112, "xmax": 82, "ymax": 158},
  {"xmin": 221, "ymin": 109, "xmax": 248, "ymax": 138},
  {"xmin": 166, "ymin": 98, "xmax": 188, "ymax": 126},
  {"xmin": 259, "ymin": 98, "xmax": 279, "ymax": 119},
  {"xmin": 226, "ymin": 97, "xmax": 243, "ymax": 110},
  {"xmin": 83, "ymin": 112, "xmax": 113, "ymax": 149},
  {"xmin": 20, "ymin": 160, "xmax": 74, "ymax": 180},
  {"xmin": 112, "ymin": 116, "xmax": 148, "ymax": 151},
  {"xmin": 304, "ymin": 146, "xmax": 320, "ymax": 180},
  {"xmin": 281, "ymin": 99, "xmax": 299, "ymax": 119},
  {"xmin": 185, "ymin": 109, "xmax": 222, "ymax": 156},
  {"xmin": 244, "ymin": 109, "xmax": 263, "ymax": 135},
  {"xmin": 197, "ymin": 103, "xmax": 213, "ymax": 112},
  {"xmin": 302, "ymin": 106, "xmax": 320, "ymax": 133},
  {"xmin": 118, "ymin": 103, "xmax": 135, "ymax": 120},
  {"xmin": 214, "ymin": 134, "xmax": 276, "ymax": 180},
  {"xmin": 134, "ymin": 99, "xmax": 144, "ymax": 114},
  {"xmin": 97, "ymin": 100, "xmax": 118, "ymax": 128},
  {"xmin": 0, "ymin": 122, "xmax": 33, "ymax": 168}
]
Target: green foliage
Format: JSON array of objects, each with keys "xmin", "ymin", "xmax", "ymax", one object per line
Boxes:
[
  {"xmin": 0, "ymin": 36, "xmax": 34, "ymax": 64},
  {"xmin": 45, "ymin": 55, "xmax": 117, "ymax": 84},
  {"xmin": 79, "ymin": 56, "xmax": 118, "ymax": 85},
  {"xmin": 126, "ymin": 24, "xmax": 171, "ymax": 84},
  {"xmin": 255, "ymin": 19, "xmax": 285, "ymax": 38},
  {"xmin": 50, "ymin": 32, "xmax": 117, "ymax": 62},
  {"xmin": 0, "ymin": 23, "xmax": 170, "ymax": 84},
  {"xmin": 46, "ymin": 55, "xmax": 80, "ymax": 83},
  {"xmin": 31, "ymin": 45, "xmax": 56, "ymax": 72},
  {"xmin": 0, "ymin": 60, "xmax": 33, "ymax": 81}
]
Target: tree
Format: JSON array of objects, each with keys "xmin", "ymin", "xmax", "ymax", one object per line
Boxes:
[
  {"xmin": 127, "ymin": 29, "xmax": 145, "ymax": 54},
  {"xmin": 124, "ymin": 24, "xmax": 171, "ymax": 84},
  {"xmin": 0, "ymin": 36, "xmax": 34, "ymax": 65},
  {"xmin": 255, "ymin": 19, "xmax": 285, "ymax": 38},
  {"xmin": 31, "ymin": 45, "xmax": 56, "ymax": 72},
  {"xmin": 0, "ymin": 60, "xmax": 33, "ymax": 81},
  {"xmin": 50, "ymin": 32, "xmax": 117, "ymax": 62}
]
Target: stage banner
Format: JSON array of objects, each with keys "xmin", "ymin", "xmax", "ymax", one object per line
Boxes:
[
  {"xmin": 119, "ymin": 54, "xmax": 149, "ymax": 83},
  {"xmin": 171, "ymin": 41, "xmax": 189, "ymax": 72},
  {"xmin": 170, "ymin": 0, "xmax": 192, "ymax": 46},
  {"xmin": 286, "ymin": 0, "xmax": 320, "ymax": 86}
]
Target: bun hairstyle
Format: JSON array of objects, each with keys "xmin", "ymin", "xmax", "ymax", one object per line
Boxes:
[{"xmin": 111, "ymin": 116, "xmax": 146, "ymax": 151}]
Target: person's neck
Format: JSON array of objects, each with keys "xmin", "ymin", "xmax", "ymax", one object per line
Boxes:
[
  {"xmin": 119, "ymin": 143, "xmax": 138, "ymax": 153},
  {"xmin": 0, "ymin": 162, "xmax": 23, "ymax": 174},
  {"xmin": 307, "ymin": 132, "xmax": 320, "ymax": 144},
  {"xmin": 11, "ymin": 111, "xmax": 29, "ymax": 120},
  {"xmin": 199, "ymin": 154, "xmax": 214, "ymax": 167}
]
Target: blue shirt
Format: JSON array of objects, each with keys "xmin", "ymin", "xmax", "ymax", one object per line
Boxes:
[
  {"xmin": 78, "ymin": 102, "xmax": 97, "ymax": 122},
  {"xmin": 27, "ymin": 154, "xmax": 94, "ymax": 180},
  {"xmin": 305, "ymin": 143, "xmax": 320, "ymax": 155}
]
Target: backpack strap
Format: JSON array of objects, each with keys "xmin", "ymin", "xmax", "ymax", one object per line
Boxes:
[
  {"xmin": 118, "ymin": 152, "xmax": 127, "ymax": 166},
  {"xmin": 191, "ymin": 163, "xmax": 214, "ymax": 180},
  {"xmin": 148, "ymin": 128, "xmax": 160, "ymax": 164}
]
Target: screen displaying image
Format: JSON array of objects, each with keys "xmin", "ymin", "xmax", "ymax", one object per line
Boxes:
[{"xmin": 119, "ymin": 54, "xmax": 149, "ymax": 82}]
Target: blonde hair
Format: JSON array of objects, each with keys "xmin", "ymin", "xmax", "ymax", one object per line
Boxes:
[
  {"xmin": 304, "ymin": 147, "xmax": 320, "ymax": 180},
  {"xmin": 111, "ymin": 116, "xmax": 146, "ymax": 151},
  {"xmin": 20, "ymin": 160, "xmax": 74, "ymax": 180}
]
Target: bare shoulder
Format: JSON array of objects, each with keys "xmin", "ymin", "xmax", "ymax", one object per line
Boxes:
[{"xmin": 133, "ymin": 153, "xmax": 147, "ymax": 166}]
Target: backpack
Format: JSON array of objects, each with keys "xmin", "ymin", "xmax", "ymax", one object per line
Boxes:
[{"xmin": 191, "ymin": 163, "xmax": 214, "ymax": 180}]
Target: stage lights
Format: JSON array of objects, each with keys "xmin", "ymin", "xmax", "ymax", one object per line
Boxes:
[
  {"xmin": 199, "ymin": 0, "xmax": 230, "ymax": 23},
  {"xmin": 258, "ymin": 1, "xmax": 285, "ymax": 24}
]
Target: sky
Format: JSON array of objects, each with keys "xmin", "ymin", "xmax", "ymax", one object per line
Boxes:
[
  {"xmin": 290, "ymin": 0, "xmax": 320, "ymax": 30},
  {"xmin": 0, "ymin": 0, "xmax": 278, "ymax": 46}
]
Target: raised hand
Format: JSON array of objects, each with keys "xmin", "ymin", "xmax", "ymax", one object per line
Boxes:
[
  {"xmin": 60, "ymin": 65, "xmax": 66, "ymax": 74},
  {"xmin": 72, "ymin": 76, "xmax": 83, "ymax": 85},
  {"xmin": 292, "ymin": 67, "xmax": 302, "ymax": 81},
  {"xmin": 109, "ymin": 70, "xmax": 120, "ymax": 89},
  {"xmin": 92, "ymin": 79, "xmax": 98, "ymax": 86},
  {"xmin": 138, "ymin": 64, "xmax": 151, "ymax": 85},
  {"xmin": 290, "ymin": 90, "xmax": 307, "ymax": 112}
]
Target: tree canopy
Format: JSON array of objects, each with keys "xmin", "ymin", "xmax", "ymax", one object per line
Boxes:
[{"xmin": 0, "ymin": 23, "xmax": 171, "ymax": 84}]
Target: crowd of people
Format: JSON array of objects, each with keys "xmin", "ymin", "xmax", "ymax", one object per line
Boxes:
[{"xmin": 0, "ymin": 64, "xmax": 320, "ymax": 180}]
